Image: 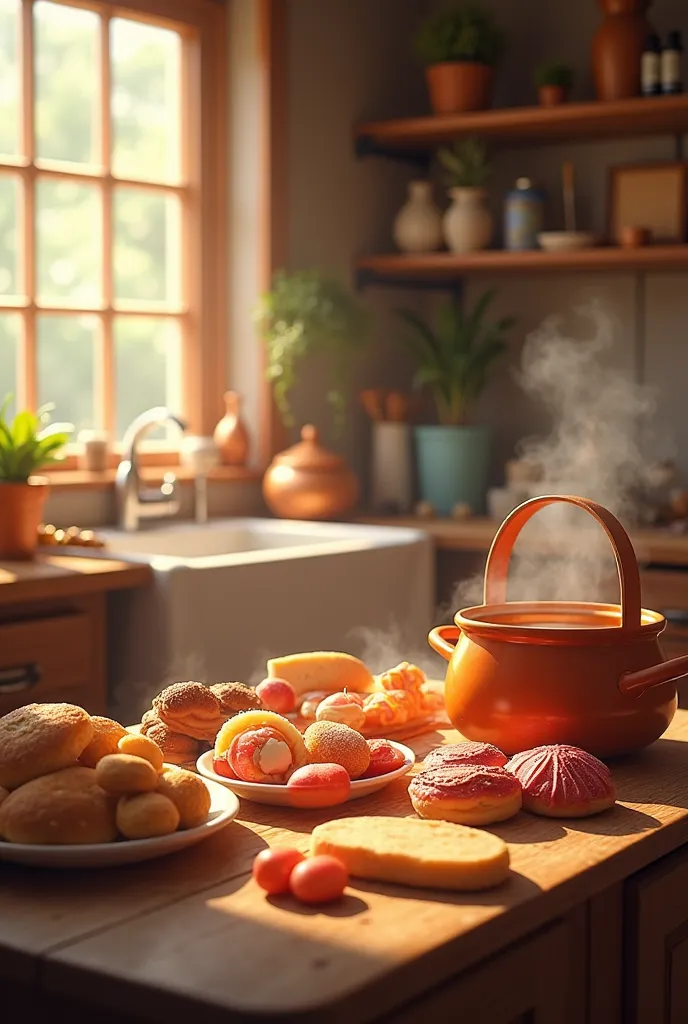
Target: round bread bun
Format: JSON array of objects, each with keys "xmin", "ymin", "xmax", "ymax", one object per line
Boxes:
[
  {"xmin": 0, "ymin": 786, "xmax": 9, "ymax": 808},
  {"xmin": 0, "ymin": 703, "xmax": 94, "ymax": 790},
  {"xmin": 304, "ymin": 721, "xmax": 371, "ymax": 779},
  {"xmin": 117, "ymin": 733, "xmax": 164, "ymax": 772},
  {"xmin": 423, "ymin": 741, "xmax": 507, "ymax": 772},
  {"xmin": 210, "ymin": 681, "xmax": 263, "ymax": 716},
  {"xmin": 157, "ymin": 768, "xmax": 211, "ymax": 828},
  {"xmin": 116, "ymin": 792, "xmax": 180, "ymax": 839},
  {"xmin": 139, "ymin": 717, "xmax": 202, "ymax": 766},
  {"xmin": 505, "ymin": 744, "xmax": 616, "ymax": 818},
  {"xmin": 409, "ymin": 765, "xmax": 522, "ymax": 826},
  {"xmin": 95, "ymin": 754, "xmax": 159, "ymax": 796},
  {"xmin": 79, "ymin": 716, "xmax": 128, "ymax": 768},
  {"xmin": 215, "ymin": 709, "xmax": 308, "ymax": 769},
  {"xmin": 0, "ymin": 766, "xmax": 118, "ymax": 845},
  {"xmin": 152, "ymin": 681, "xmax": 225, "ymax": 741}
]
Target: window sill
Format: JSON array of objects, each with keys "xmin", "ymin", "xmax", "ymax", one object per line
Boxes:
[{"xmin": 43, "ymin": 465, "xmax": 263, "ymax": 492}]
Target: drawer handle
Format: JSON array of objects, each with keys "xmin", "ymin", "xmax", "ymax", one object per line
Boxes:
[{"xmin": 0, "ymin": 664, "xmax": 41, "ymax": 693}]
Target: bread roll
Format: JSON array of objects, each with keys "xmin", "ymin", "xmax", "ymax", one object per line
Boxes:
[
  {"xmin": 157, "ymin": 768, "xmax": 211, "ymax": 828},
  {"xmin": 116, "ymin": 792, "xmax": 180, "ymax": 839},
  {"xmin": 79, "ymin": 716, "xmax": 127, "ymax": 768},
  {"xmin": 95, "ymin": 754, "xmax": 159, "ymax": 796},
  {"xmin": 0, "ymin": 703, "xmax": 93, "ymax": 790},
  {"xmin": 0, "ymin": 767, "xmax": 117, "ymax": 845}
]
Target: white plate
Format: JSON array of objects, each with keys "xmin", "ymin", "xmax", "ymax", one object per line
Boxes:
[
  {"xmin": 196, "ymin": 741, "xmax": 415, "ymax": 806},
  {"xmin": 0, "ymin": 773, "xmax": 239, "ymax": 869}
]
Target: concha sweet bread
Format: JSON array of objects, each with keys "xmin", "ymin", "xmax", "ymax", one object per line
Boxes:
[
  {"xmin": 409, "ymin": 764, "xmax": 522, "ymax": 826},
  {"xmin": 0, "ymin": 703, "xmax": 94, "ymax": 790},
  {"xmin": 424, "ymin": 741, "xmax": 507, "ymax": 771},
  {"xmin": 505, "ymin": 744, "xmax": 616, "ymax": 818},
  {"xmin": 0, "ymin": 767, "xmax": 118, "ymax": 845}
]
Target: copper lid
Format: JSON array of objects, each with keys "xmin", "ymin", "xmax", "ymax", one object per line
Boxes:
[{"xmin": 271, "ymin": 425, "xmax": 344, "ymax": 471}]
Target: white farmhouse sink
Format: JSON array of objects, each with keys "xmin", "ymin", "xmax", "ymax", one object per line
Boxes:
[{"xmin": 103, "ymin": 518, "xmax": 434, "ymax": 722}]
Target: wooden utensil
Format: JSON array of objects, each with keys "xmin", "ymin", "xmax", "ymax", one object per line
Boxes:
[{"xmin": 562, "ymin": 161, "xmax": 576, "ymax": 233}]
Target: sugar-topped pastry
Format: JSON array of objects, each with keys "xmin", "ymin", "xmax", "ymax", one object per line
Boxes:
[{"xmin": 505, "ymin": 744, "xmax": 616, "ymax": 818}]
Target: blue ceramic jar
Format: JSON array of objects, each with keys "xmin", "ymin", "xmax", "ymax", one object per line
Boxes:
[{"xmin": 504, "ymin": 177, "xmax": 544, "ymax": 251}]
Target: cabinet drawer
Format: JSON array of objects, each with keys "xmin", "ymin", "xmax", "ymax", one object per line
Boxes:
[{"xmin": 0, "ymin": 612, "xmax": 92, "ymax": 715}]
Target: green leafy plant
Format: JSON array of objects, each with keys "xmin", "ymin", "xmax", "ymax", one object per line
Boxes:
[
  {"xmin": 0, "ymin": 398, "xmax": 72, "ymax": 482},
  {"xmin": 397, "ymin": 289, "xmax": 514, "ymax": 425},
  {"xmin": 437, "ymin": 138, "xmax": 491, "ymax": 188},
  {"xmin": 254, "ymin": 270, "xmax": 368, "ymax": 432},
  {"xmin": 534, "ymin": 62, "xmax": 574, "ymax": 89},
  {"xmin": 413, "ymin": 3, "xmax": 505, "ymax": 68}
]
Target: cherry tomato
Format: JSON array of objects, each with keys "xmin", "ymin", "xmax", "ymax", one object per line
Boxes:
[
  {"xmin": 253, "ymin": 847, "xmax": 305, "ymax": 895},
  {"xmin": 289, "ymin": 855, "xmax": 348, "ymax": 904}
]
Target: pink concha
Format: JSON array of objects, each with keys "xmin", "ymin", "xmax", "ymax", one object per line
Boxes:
[{"xmin": 505, "ymin": 744, "xmax": 615, "ymax": 817}]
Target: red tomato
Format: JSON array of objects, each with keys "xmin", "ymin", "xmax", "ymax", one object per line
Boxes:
[
  {"xmin": 252, "ymin": 847, "xmax": 305, "ymax": 895},
  {"xmin": 289, "ymin": 855, "xmax": 348, "ymax": 904}
]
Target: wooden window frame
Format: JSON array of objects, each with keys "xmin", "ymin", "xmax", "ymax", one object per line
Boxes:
[{"xmin": 0, "ymin": 0, "xmax": 227, "ymax": 469}]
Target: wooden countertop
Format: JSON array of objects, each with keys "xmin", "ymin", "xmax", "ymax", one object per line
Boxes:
[
  {"xmin": 4, "ymin": 714, "xmax": 688, "ymax": 1022},
  {"xmin": 358, "ymin": 515, "xmax": 688, "ymax": 567},
  {"xmin": 0, "ymin": 553, "xmax": 152, "ymax": 605}
]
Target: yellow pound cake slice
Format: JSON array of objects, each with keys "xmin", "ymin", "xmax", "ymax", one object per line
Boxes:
[
  {"xmin": 266, "ymin": 652, "xmax": 375, "ymax": 697},
  {"xmin": 311, "ymin": 816, "xmax": 510, "ymax": 891}
]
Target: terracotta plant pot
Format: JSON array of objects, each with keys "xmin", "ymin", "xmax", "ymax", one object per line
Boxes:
[
  {"xmin": 0, "ymin": 476, "xmax": 49, "ymax": 560},
  {"xmin": 592, "ymin": 0, "xmax": 653, "ymax": 101},
  {"xmin": 538, "ymin": 84, "xmax": 567, "ymax": 106},
  {"xmin": 262, "ymin": 425, "xmax": 359, "ymax": 521},
  {"xmin": 425, "ymin": 62, "xmax": 494, "ymax": 115}
]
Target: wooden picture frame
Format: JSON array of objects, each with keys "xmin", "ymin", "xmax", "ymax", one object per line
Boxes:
[{"xmin": 608, "ymin": 162, "xmax": 688, "ymax": 244}]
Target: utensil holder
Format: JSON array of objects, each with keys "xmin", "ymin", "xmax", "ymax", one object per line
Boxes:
[{"xmin": 370, "ymin": 422, "xmax": 413, "ymax": 514}]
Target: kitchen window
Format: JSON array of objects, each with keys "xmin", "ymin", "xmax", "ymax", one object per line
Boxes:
[{"xmin": 0, "ymin": 0, "xmax": 227, "ymax": 458}]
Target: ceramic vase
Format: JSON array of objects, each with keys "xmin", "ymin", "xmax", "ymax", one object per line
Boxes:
[
  {"xmin": 414, "ymin": 425, "xmax": 490, "ymax": 516},
  {"xmin": 442, "ymin": 187, "xmax": 493, "ymax": 253},
  {"xmin": 262, "ymin": 425, "xmax": 359, "ymax": 521},
  {"xmin": 592, "ymin": 0, "xmax": 653, "ymax": 100},
  {"xmin": 213, "ymin": 391, "xmax": 250, "ymax": 467},
  {"xmin": 370, "ymin": 422, "xmax": 413, "ymax": 514},
  {"xmin": 392, "ymin": 181, "xmax": 443, "ymax": 254}
]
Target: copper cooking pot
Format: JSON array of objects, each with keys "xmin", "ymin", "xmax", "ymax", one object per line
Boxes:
[{"xmin": 429, "ymin": 495, "xmax": 688, "ymax": 757}]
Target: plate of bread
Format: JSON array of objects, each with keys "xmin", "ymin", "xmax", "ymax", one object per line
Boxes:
[{"xmin": 0, "ymin": 703, "xmax": 239, "ymax": 868}]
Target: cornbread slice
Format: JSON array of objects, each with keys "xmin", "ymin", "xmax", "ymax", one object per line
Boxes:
[
  {"xmin": 311, "ymin": 816, "xmax": 510, "ymax": 891},
  {"xmin": 266, "ymin": 652, "xmax": 376, "ymax": 697}
]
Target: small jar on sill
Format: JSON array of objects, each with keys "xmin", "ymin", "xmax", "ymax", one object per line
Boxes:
[{"xmin": 77, "ymin": 430, "xmax": 110, "ymax": 473}]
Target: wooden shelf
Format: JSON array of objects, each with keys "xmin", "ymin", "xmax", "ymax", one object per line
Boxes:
[
  {"xmin": 356, "ymin": 245, "xmax": 688, "ymax": 284},
  {"xmin": 355, "ymin": 94, "xmax": 688, "ymax": 155}
]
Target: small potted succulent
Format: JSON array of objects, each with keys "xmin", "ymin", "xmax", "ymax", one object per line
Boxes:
[
  {"xmin": 413, "ymin": 3, "xmax": 505, "ymax": 115},
  {"xmin": 437, "ymin": 137, "xmax": 493, "ymax": 252},
  {"xmin": 397, "ymin": 289, "xmax": 514, "ymax": 515},
  {"xmin": 534, "ymin": 62, "xmax": 574, "ymax": 106},
  {"xmin": 0, "ymin": 399, "xmax": 72, "ymax": 559}
]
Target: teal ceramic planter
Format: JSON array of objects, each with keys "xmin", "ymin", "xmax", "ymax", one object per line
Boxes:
[{"xmin": 414, "ymin": 425, "xmax": 490, "ymax": 516}]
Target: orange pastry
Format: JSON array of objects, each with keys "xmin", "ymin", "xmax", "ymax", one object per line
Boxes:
[
  {"xmin": 382, "ymin": 689, "xmax": 419, "ymax": 725},
  {"xmin": 117, "ymin": 733, "xmax": 164, "ymax": 772},
  {"xmin": 409, "ymin": 765, "xmax": 522, "ymax": 826},
  {"xmin": 304, "ymin": 721, "xmax": 371, "ymax": 779},
  {"xmin": 362, "ymin": 692, "xmax": 398, "ymax": 731},
  {"xmin": 424, "ymin": 741, "xmax": 507, "ymax": 771},
  {"xmin": 506, "ymin": 744, "xmax": 616, "ymax": 818},
  {"xmin": 377, "ymin": 661, "xmax": 426, "ymax": 694},
  {"xmin": 79, "ymin": 716, "xmax": 127, "ymax": 768},
  {"xmin": 152, "ymin": 681, "xmax": 226, "ymax": 742},
  {"xmin": 95, "ymin": 754, "xmax": 160, "ymax": 796},
  {"xmin": 116, "ymin": 792, "xmax": 180, "ymax": 839},
  {"xmin": 215, "ymin": 710, "xmax": 308, "ymax": 784},
  {"xmin": 157, "ymin": 768, "xmax": 211, "ymax": 828},
  {"xmin": 139, "ymin": 717, "xmax": 201, "ymax": 766},
  {"xmin": 0, "ymin": 703, "xmax": 94, "ymax": 790}
]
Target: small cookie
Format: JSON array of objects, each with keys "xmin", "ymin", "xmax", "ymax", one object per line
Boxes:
[
  {"xmin": 118, "ymin": 733, "xmax": 164, "ymax": 772},
  {"xmin": 157, "ymin": 768, "xmax": 211, "ymax": 828},
  {"xmin": 95, "ymin": 754, "xmax": 159, "ymax": 796},
  {"xmin": 79, "ymin": 717, "xmax": 128, "ymax": 768},
  {"xmin": 116, "ymin": 792, "xmax": 180, "ymax": 839}
]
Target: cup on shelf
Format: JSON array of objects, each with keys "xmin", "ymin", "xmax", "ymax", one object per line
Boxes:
[
  {"xmin": 77, "ymin": 430, "xmax": 110, "ymax": 472},
  {"xmin": 620, "ymin": 226, "xmax": 651, "ymax": 248}
]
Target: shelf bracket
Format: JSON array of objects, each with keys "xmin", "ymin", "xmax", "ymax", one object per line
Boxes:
[{"xmin": 355, "ymin": 135, "xmax": 429, "ymax": 167}]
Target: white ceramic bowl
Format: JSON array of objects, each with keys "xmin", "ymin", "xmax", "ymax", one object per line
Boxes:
[
  {"xmin": 197, "ymin": 740, "xmax": 415, "ymax": 806},
  {"xmin": 537, "ymin": 231, "xmax": 597, "ymax": 252}
]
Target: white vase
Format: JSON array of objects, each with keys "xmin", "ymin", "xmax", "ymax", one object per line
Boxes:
[
  {"xmin": 392, "ymin": 181, "xmax": 443, "ymax": 253},
  {"xmin": 370, "ymin": 422, "xmax": 413, "ymax": 514},
  {"xmin": 442, "ymin": 187, "xmax": 493, "ymax": 253}
]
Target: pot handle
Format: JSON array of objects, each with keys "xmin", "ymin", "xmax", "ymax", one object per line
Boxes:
[
  {"xmin": 619, "ymin": 654, "xmax": 688, "ymax": 697},
  {"xmin": 428, "ymin": 625, "xmax": 460, "ymax": 662},
  {"xmin": 484, "ymin": 495, "xmax": 642, "ymax": 630}
]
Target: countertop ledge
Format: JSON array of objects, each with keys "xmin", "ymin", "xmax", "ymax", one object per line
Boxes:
[
  {"xmin": 3, "ymin": 714, "xmax": 688, "ymax": 1021},
  {"xmin": 0, "ymin": 554, "xmax": 152, "ymax": 605}
]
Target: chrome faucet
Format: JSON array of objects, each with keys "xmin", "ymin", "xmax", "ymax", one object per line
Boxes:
[{"xmin": 115, "ymin": 407, "xmax": 187, "ymax": 531}]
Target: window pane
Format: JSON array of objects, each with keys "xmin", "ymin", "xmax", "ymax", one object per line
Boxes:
[
  {"xmin": 114, "ymin": 188, "xmax": 181, "ymax": 307},
  {"xmin": 36, "ymin": 178, "xmax": 102, "ymax": 304},
  {"xmin": 37, "ymin": 314, "xmax": 97, "ymax": 431},
  {"xmin": 114, "ymin": 317, "xmax": 181, "ymax": 439},
  {"xmin": 0, "ymin": 175, "xmax": 20, "ymax": 296},
  {"xmin": 0, "ymin": 0, "xmax": 20, "ymax": 159},
  {"xmin": 34, "ymin": 1, "xmax": 99, "ymax": 165},
  {"xmin": 0, "ymin": 314, "xmax": 20, "ymax": 416},
  {"xmin": 111, "ymin": 19, "xmax": 182, "ymax": 184}
]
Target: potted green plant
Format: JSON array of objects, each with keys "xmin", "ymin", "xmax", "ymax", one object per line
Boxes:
[
  {"xmin": 254, "ymin": 269, "xmax": 368, "ymax": 434},
  {"xmin": 413, "ymin": 3, "xmax": 505, "ymax": 115},
  {"xmin": 397, "ymin": 289, "xmax": 514, "ymax": 515},
  {"xmin": 534, "ymin": 62, "xmax": 574, "ymax": 106},
  {"xmin": 437, "ymin": 138, "xmax": 493, "ymax": 252},
  {"xmin": 0, "ymin": 399, "xmax": 72, "ymax": 559}
]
